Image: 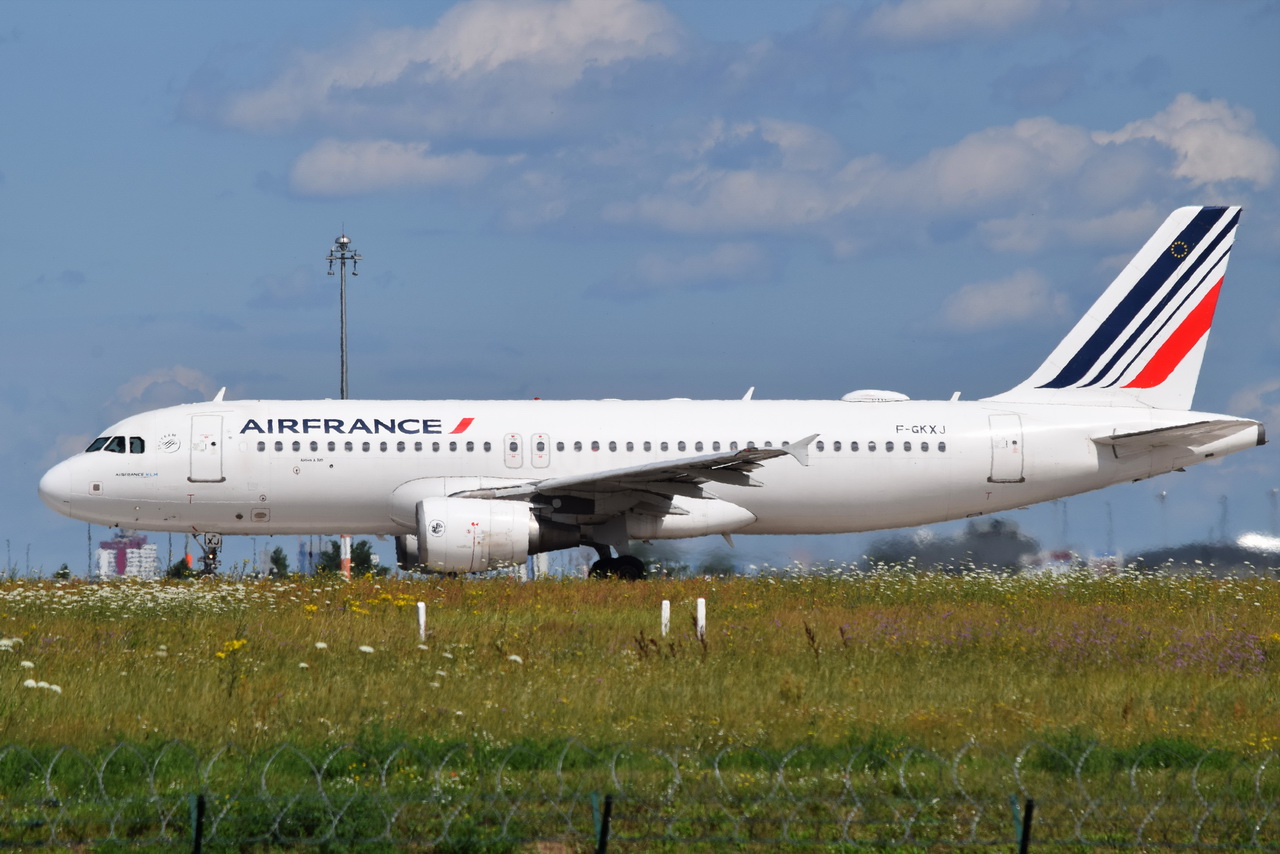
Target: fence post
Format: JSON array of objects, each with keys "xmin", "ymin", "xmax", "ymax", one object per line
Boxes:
[
  {"xmin": 695, "ymin": 598, "xmax": 706, "ymax": 641},
  {"xmin": 189, "ymin": 792, "xmax": 206, "ymax": 854},
  {"xmin": 661, "ymin": 599, "xmax": 670, "ymax": 637},
  {"xmin": 595, "ymin": 793, "xmax": 613, "ymax": 853},
  {"xmin": 1019, "ymin": 798, "xmax": 1034, "ymax": 854}
]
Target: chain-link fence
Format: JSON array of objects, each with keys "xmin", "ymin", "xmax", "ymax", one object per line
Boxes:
[{"xmin": 0, "ymin": 739, "xmax": 1276, "ymax": 849}]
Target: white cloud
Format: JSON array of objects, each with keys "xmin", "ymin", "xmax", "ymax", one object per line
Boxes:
[
  {"xmin": 114, "ymin": 367, "xmax": 218, "ymax": 414},
  {"xmin": 1229, "ymin": 379, "xmax": 1280, "ymax": 431},
  {"xmin": 1094, "ymin": 93, "xmax": 1279, "ymax": 189},
  {"xmin": 941, "ymin": 269, "xmax": 1068, "ymax": 330},
  {"xmin": 222, "ymin": 0, "xmax": 684, "ymax": 136},
  {"xmin": 863, "ymin": 0, "xmax": 1056, "ymax": 44},
  {"xmin": 596, "ymin": 242, "xmax": 774, "ymax": 297},
  {"xmin": 290, "ymin": 139, "xmax": 507, "ymax": 196}
]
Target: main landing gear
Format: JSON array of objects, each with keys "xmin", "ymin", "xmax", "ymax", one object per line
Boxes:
[{"xmin": 588, "ymin": 546, "xmax": 646, "ymax": 580}]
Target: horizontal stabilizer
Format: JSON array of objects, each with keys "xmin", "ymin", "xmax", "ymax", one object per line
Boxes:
[{"xmin": 1092, "ymin": 419, "xmax": 1262, "ymax": 457}]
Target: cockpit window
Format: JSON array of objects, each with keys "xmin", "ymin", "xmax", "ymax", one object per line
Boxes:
[
  {"xmin": 129, "ymin": 437, "xmax": 145, "ymax": 454},
  {"xmin": 86, "ymin": 437, "xmax": 110, "ymax": 453},
  {"xmin": 104, "ymin": 436, "xmax": 127, "ymax": 454}
]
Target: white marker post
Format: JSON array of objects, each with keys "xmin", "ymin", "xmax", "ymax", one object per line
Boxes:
[
  {"xmin": 661, "ymin": 600, "xmax": 670, "ymax": 637},
  {"xmin": 696, "ymin": 597, "xmax": 706, "ymax": 641},
  {"xmin": 417, "ymin": 601, "xmax": 427, "ymax": 642}
]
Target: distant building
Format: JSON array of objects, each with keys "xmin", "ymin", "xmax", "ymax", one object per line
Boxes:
[{"xmin": 96, "ymin": 531, "xmax": 159, "ymax": 580}]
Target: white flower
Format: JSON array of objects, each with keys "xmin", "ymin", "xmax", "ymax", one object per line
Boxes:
[
  {"xmin": 155, "ymin": 650, "xmax": 168, "ymax": 658},
  {"xmin": 435, "ymin": 670, "xmax": 447, "ymax": 677},
  {"xmin": 358, "ymin": 645, "xmax": 375, "ymax": 654},
  {"xmin": 47, "ymin": 684, "xmax": 61, "ymax": 694},
  {"xmin": 417, "ymin": 644, "xmax": 430, "ymax": 651},
  {"xmin": 428, "ymin": 682, "xmax": 440, "ymax": 688},
  {"xmin": 36, "ymin": 681, "xmax": 49, "ymax": 689},
  {"xmin": 298, "ymin": 662, "xmax": 309, "ymax": 669},
  {"xmin": 507, "ymin": 655, "xmax": 523, "ymax": 664},
  {"xmin": 21, "ymin": 679, "xmax": 36, "ymax": 689},
  {"xmin": 19, "ymin": 661, "xmax": 33, "ymax": 669},
  {"xmin": 314, "ymin": 642, "xmax": 328, "ymax": 650},
  {"xmin": 441, "ymin": 652, "xmax": 454, "ymax": 659}
]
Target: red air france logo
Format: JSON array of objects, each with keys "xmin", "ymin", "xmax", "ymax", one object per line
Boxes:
[{"xmin": 449, "ymin": 417, "xmax": 475, "ymax": 434}]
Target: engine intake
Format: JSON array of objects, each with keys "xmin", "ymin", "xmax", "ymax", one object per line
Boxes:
[{"xmin": 397, "ymin": 497, "xmax": 577, "ymax": 574}]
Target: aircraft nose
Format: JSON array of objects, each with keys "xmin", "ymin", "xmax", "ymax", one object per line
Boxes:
[{"xmin": 39, "ymin": 461, "xmax": 73, "ymax": 517}]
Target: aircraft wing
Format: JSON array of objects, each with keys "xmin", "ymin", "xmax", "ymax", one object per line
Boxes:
[
  {"xmin": 452, "ymin": 434, "xmax": 818, "ymax": 503},
  {"xmin": 1092, "ymin": 419, "xmax": 1261, "ymax": 457}
]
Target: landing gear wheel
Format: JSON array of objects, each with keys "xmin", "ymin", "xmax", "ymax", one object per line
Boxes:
[{"xmin": 588, "ymin": 555, "xmax": 646, "ymax": 580}]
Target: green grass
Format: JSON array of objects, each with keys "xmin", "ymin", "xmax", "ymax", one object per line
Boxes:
[{"xmin": 0, "ymin": 570, "xmax": 1277, "ymax": 755}]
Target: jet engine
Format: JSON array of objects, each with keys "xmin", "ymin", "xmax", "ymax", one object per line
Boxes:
[{"xmin": 395, "ymin": 497, "xmax": 578, "ymax": 574}]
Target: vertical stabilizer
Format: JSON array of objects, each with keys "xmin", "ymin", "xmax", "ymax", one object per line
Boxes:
[{"xmin": 986, "ymin": 206, "xmax": 1241, "ymax": 410}]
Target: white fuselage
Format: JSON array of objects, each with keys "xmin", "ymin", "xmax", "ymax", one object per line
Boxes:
[{"xmin": 38, "ymin": 397, "xmax": 1262, "ymax": 540}]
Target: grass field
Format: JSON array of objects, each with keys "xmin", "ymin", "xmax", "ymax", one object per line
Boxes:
[{"xmin": 1, "ymin": 567, "xmax": 1277, "ymax": 756}]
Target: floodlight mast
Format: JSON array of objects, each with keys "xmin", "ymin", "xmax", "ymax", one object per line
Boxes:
[
  {"xmin": 327, "ymin": 233, "xmax": 361, "ymax": 581},
  {"xmin": 326, "ymin": 234, "xmax": 361, "ymax": 402}
]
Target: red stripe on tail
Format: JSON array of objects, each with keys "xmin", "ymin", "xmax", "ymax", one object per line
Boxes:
[{"xmin": 1124, "ymin": 279, "xmax": 1221, "ymax": 390}]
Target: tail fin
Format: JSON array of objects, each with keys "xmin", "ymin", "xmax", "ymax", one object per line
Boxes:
[{"xmin": 986, "ymin": 205, "xmax": 1241, "ymax": 410}]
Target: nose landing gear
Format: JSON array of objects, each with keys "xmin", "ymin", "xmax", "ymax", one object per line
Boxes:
[{"xmin": 198, "ymin": 533, "xmax": 222, "ymax": 575}]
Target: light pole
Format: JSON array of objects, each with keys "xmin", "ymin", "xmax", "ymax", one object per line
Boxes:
[
  {"xmin": 327, "ymin": 233, "xmax": 362, "ymax": 580},
  {"xmin": 327, "ymin": 234, "xmax": 361, "ymax": 401}
]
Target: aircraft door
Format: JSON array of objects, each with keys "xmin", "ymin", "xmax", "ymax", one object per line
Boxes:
[
  {"xmin": 531, "ymin": 433, "xmax": 550, "ymax": 468},
  {"xmin": 504, "ymin": 433, "xmax": 523, "ymax": 469},
  {"xmin": 189, "ymin": 415, "xmax": 226, "ymax": 483},
  {"xmin": 987, "ymin": 414, "xmax": 1025, "ymax": 483}
]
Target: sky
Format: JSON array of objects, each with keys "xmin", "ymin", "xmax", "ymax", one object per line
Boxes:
[{"xmin": 3, "ymin": 0, "xmax": 1279, "ymax": 576}]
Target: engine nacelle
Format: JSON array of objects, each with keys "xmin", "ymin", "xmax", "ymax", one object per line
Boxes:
[{"xmin": 398, "ymin": 498, "xmax": 578, "ymax": 574}]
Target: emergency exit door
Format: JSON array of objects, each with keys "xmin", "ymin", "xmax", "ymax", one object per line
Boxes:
[
  {"xmin": 987, "ymin": 414, "xmax": 1025, "ymax": 483},
  {"xmin": 189, "ymin": 415, "xmax": 225, "ymax": 483}
]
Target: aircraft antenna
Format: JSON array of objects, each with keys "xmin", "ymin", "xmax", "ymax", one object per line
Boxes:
[{"xmin": 327, "ymin": 232, "xmax": 362, "ymax": 401}]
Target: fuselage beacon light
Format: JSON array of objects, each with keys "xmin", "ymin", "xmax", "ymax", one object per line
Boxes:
[{"xmin": 40, "ymin": 207, "xmax": 1264, "ymax": 578}]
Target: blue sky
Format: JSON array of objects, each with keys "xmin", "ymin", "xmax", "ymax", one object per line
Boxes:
[{"xmin": 4, "ymin": 0, "xmax": 1279, "ymax": 575}]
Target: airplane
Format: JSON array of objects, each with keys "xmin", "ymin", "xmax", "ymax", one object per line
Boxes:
[{"xmin": 39, "ymin": 206, "xmax": 1264, "ymax": 579}]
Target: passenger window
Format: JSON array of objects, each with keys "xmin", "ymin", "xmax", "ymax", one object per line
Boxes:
[
  {"xmin": 885, "ymin": 441, "xmax": 894, "ymax": 452},
  {"xmin": 105, "ymin": 436, "xmax": 126, "ymax": 454},
  {"xmin": 868, "ymin": 441, "xmax": 876, "ymax": 452},
  {"xmin": 377, "ymin": 442, "xmax": 386, "ymax": 452},
  {"xmin": 275, "ymin": 441, "xmax": 284, "ymax": 452},
  {"xmin": 345, "ymin": 441, "xmax": 354, "ymax": 452},
  {"xmin": 397, "ymin": 441, "xmax": 406, "ymax": 452},
  {"xmin": 483, "ymin": 441, "xmax": 491, "ymax": 452},
  {"xmin": 574, "ymin": 441, "xmax": 583, "ymax": 452},
  {"xmin": 938, "ymin": 441, "xmax": 947, "ymax": 452},
  {"xmin": 556, "ymin": 441, "xmax": 565, "ymax": 452},
  {"xmin": 257, "ymin": 441, "xmax": 266, "ymax": 452},
  {"xmin": 678, "ymin": 441, "xmax": 687, "ymax": 451},
  {"xmin": 415, "ymin": 441, "xmax": 423, "ymax": 452},
  {"xmin": 921, "ymin": 442, "xmax": 929, "ymax": 452},
  {"xmin": 431, "ymin": 442, "xmax": 439, "ymax": 452},
  {"xmin": 695, "ymin": 441, "xmax": 703, "ymax": 452},
  {"xmin": 448, "ymin": 441, "xmax": 457, "ymax": 452},
  {"xmin": 591, "ymin": 440, "xmax": 600, "ymax": 451},
  {"xmin": 764, "ymin": 441, "xmax": 773, "ymax": 448},
  {"xmin": 86, "ymin": 437, "xmax": 110, "ymax": 453},
  {"xmin": 660, "ymin": 442, "xmax": 669, "ymax": 451},
  {"xmin": 536, "ymin": 440, "xmax": 546, "ymax": 452},
  {"xmin": 129, "ymin": 437, "xmax": 145, "ymax": 454},
  {"xmin": 747, "ymin": 441, "xmax": 756, "ymax": 449},
  {"xmin": 903, "ymin": 441, "xmax": 911, "ymax": 452},
  {"xmin": 850, "ymin": 442, "xmax": 859, "ymax": 452},
  {"xmin": 712, "ymin": 441, "xmax": 720, "ymax": 452},
  {"xmin": 730, "ymin": 441, "xmax": 738, "ymax": 451},
  {"xmin": 816, "ymin": 441, "xmax": 824, "ymax": 452},
  {"xmin": 328, "ymin": 441, "xmax": 336, "ymax": 452},
  {"xmin": 626, "ymin": 441, "xmax": 634, "ymax": 452},
  {"xmin": 310, "ymin": 441, "xmax": 319, "ymax": 452},
  {"xmin": 833, "ymin": 441, "xmax": 842, "ymax": 452},
  {"xmin": 362, "ymin": 442, "xmax": 371, "ymax": 452},
  {"xmin": 643, "ymin": 441, "xmax": 652, "ymax": 452},
  {"xmin": 509, "ymin": 441, "xmax": 518, "ymax": 452},
  {"xmin": 466, "ymin": 441, "xmax": 474, "ymax": 452},
  {"xmin": 292, "ymin": 441, "xmax": 301, "ymax": 452},
  {"xmin": 608, "ymin": 441, "xmax": 617, "ymax": 452}
]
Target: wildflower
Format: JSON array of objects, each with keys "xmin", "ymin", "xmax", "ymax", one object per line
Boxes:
[
  {"xmin": 19, "ymin": 661, "xmax": 33, "ymax": 669},
  {"xmin": 442, "ymin": 652, "xmax": 454, "ymax": 659},
  {"xmin": 21, "ymin": 679, "xmax": 36, "ymax": 688},
  {"xmin": 298, "ymin": 662, "xmax": 309, "ymax": 669},
  {"xmin": 314, "ymin": 642, "xmax": 328, "ymax": 650},
  {"xmin": 507, "ymin": 654, "xmax": 524, "ymax": 664},
  {"xmin": 435, "ymin": 670, "xmax": 447, "ymax": 677},
  {"xmin": 359, "ymin": 645, "xmax": 375, "ymax": 654},
  {"xmin": 48, "ymin": 685, "xmax": 61, "ymax": 694},
  {"xmin": 429, "ymin": 682, "xmax": 441, "ymax": 688}
]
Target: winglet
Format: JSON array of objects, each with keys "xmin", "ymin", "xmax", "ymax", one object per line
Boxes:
[
  {"xmin": 783, "ymin": 434, "xmax": 819, "ymax": 466},
  {"xmin": 212, "ymin": 387, "xmax": 226, "ymax": 402},
  {"xmin": 742, "ymin": 386, "xmax": 755, "ymax": 400}
]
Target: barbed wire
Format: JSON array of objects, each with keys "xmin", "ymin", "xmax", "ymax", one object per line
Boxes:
[{"xmin": 0, "ymin": 739, "xmax": 1275, "ymax": 848}]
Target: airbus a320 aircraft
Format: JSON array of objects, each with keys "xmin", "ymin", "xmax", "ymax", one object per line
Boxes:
[{"xmin": 40, "ymin": 207, "xmax": 1263, "ymax": 578}]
